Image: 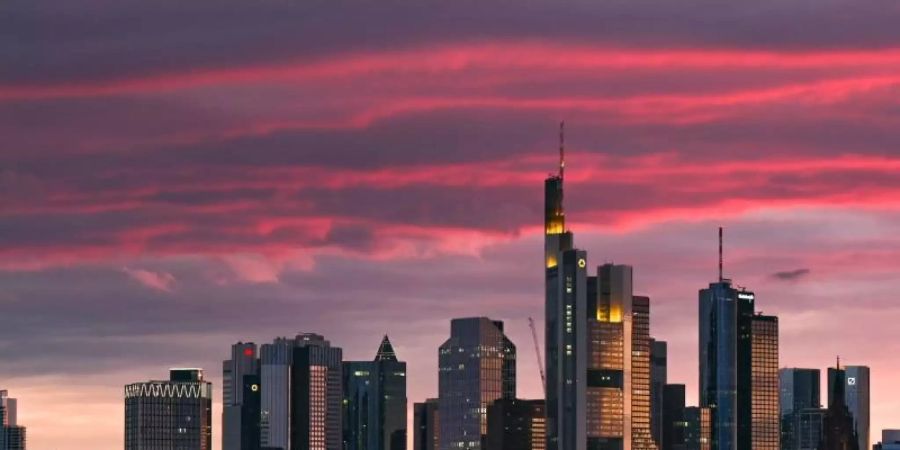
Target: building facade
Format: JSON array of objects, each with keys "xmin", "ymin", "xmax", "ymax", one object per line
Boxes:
[
  {"xmin": 650, "ymin": 341, "xmax": 668, "ymax": 450},
  {"xmin": 750, "ymin": 315, "xmax": 779, "ymax": 450},
  {"xmin": 486, "ymin": 399, "xmax": 546, "ymax": 450},
  {"xmin": 0, "ymin": 390, "xmax": 26, "ymax": 450},
  {"xmin": 779, "ymin": 368, "xmax": 821, "ymax": 450},
  {"xmin": 124, "ymin": 369, "xmax": 213, "ymax": 450},
  {"xmin": 829, "ymin": 365, "xmax": 870, "ymax": 450},
  {"xmin": 290, "ymin": 334, "xmax": 343, "ymax": 450},
  {"xmin": 822, "ymin": 364, "xmax": 859, "ymax": 450},
  {"xmin": 343, "ymin": 336, "xmax": 407, "ymax": 450},
  {"xmin": 224, "ymin": 342, "xmax": 261, "ymax": 450},
  {"xmin": 413, "ymin": 399, "xmax": 439, "ymax": 450},
  {"xmin": 438, "ymin": 317, "xmax": 516, "ymax": 450}
]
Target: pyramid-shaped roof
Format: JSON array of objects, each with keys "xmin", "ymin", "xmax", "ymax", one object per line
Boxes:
[{"xmin": 374, "ymin": 335, "xmax": 398, "ymax": 362}]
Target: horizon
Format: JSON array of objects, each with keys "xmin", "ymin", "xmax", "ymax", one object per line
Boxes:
[{"xmin": 3, "ymin": 1, "xmax": 900, "ymax": 449}]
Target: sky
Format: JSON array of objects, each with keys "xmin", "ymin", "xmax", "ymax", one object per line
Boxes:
[{"xmin": 2, "ymin": 0, "xmax": 900, "ymax": 448}]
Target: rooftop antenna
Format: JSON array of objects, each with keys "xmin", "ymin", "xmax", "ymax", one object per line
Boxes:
[
  {"xmin": 718, "ymin": 227, "xmax": 724, "ymax": 282},
  {"xmin": 559, "ymin": 121, "xmax": 565, "ymax": 179}
]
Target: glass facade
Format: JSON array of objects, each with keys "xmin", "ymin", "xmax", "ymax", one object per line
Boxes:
[
  {"xmin": 438, "ymin": 317, "xmax": 515, "ymax": 450},
  {"xmin": 750, "ymin": 316, "xmax": 779, "ymax": 450},
  {"xmin": 486, "ymin": 399, "xmax": 546, "ymax": 450},
  {"xmin": 124, "ymin": 369, "xmax": 213, "ymax": 450},
  {"xmin": 343, "ymin": 336, "xmax": 408, "ymax": 450},
  {"xmin": 414, "ymin": 399, "xmax": 440, "ymax": 450}
]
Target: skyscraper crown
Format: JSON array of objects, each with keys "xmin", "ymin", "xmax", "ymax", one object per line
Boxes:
[{"xmin": 375, "ymin": 335, "xmax": 398, "ymax": 361}]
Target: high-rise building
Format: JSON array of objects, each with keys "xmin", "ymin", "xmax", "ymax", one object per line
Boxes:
[
  {"xmin": 829, "ymin": 365, "xmax": 870, "ymax": 450},
  {"xmin": 413, "ymin": 399, "xmax": 439, "ymax": 450},
  {"xmin": 261, "ymin": 337, "xmax": 297, "ymax": 450},
  {"xmin": 224, "ymin": 342, "xmax": 261, "ymax": 450},
  {"xmin": 698, "ymin": 229, "xmax": 778, "ymax": 450},
  {"xmin": 438, "ymin": 317, "xmax": 516, "ymax": 450},
  {"xmin": 486, "ymin": 399, "xmax": 546, "ymax": 450},
  {"xmin": 290, "ymin": 334, "xmax": 343, "ymax": 450},
  {"xmin": 750, "ymin": 315, "xmax": 779, "ymax": 450},
  {"xmin": 873, "ymin": 430, "xmax": 900, "ymax": 450},
  {"xmin": 683, "ymin": 407, "xmax": 711, "ymax": 450},
  {"xmin": 661, "ymin": 384, "xmax": 686, "ymax": 450},
  {"xmin": 544, "ymin": 123, "xmax": 580, "ymax": 450},
  {"xmin": 124, "ymin": 368, "xmax": 213, "ymax": 450},
  {"xmin": 822, "ymin": 363, "xmax": 859, "ymax": 450},
  {"xmin": 650, "ymin": 341, "xmax": 668, "ymax": 450},
  {"xmin": 0, "ymin": 390, "xmax": 26, "ymax": 450},
  {"xmin": 780, "ymin": 368, "xmax": 821, "ymax": 450},
  {"xmin": 543, "ymin": 130, "xmax": 656, "ymax": 450},
  {"xmin": 343, "ymin": 336, "xmax": 407, "ymax": 450},
  {"xmin": 631, "ymin": 296, "xmax": 656, "ymax": 450}
]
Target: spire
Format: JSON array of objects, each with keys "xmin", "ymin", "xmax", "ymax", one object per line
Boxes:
[
  {"xmin": 718, "ymin": 227, "xmax": 724, "ymax": 282},
  {"xmin": 374, "ymin": 335, "xmax": 398, "ymax": 362},
  {"xmin": 559, "ymin": 121, "xmax": 565, "ymax": 179}
]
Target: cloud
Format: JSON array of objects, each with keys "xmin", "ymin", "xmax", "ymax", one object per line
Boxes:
[
  {"xmin": 121, "ymin": 267, "xmax": 176, "ymax": 292},
  {"xmin": 770, "ymin": 268, "xmax": 811, "ymax": 281}
]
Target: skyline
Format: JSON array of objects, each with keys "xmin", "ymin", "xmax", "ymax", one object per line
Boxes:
[{"xmin": 3, "ymin": 1, "xmax": 900, "ymax": 449}]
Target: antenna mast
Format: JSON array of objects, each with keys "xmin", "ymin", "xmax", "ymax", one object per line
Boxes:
[
  {"xmin": 559, "ymin": 121, "xmax": 565, "ymax": 179},
  {"xmin": 718, "ymin": 227, "xmax": 724, "ymax": 282}
]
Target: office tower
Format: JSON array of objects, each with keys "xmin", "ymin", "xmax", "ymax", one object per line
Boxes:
[
  {"xmin": 780, "ymin": 369, "xmax": 822, "ymax": 450},
  {"xmin": 291, "ymin": 333, "xmax": 343, "ymax": 450},
  {"xmin": 750, "ymin": 315, "xmax": 779, "ymax": 450},
  {"xmin": 0, "ymin": 390, "xmax": 26, "ymax": 450},
  {"xmin": 413, "ymin": 399, "xmax": 439, "ymax": 450},
  {"xmin": 124, "ymin": 368, "xmax": 213, "ymax": 450},
  {"xmin": 261, "ymin": 337, "xmax": 297, "ymax": 450},
  {"xmin": 650, "ymin": 341, "xmax": 668, "ymax": 450},
  {"xmin": 343, "ymin": 336, "xmax": 407, "ymax": 450},
  {"xmin": 544, "ymin": 123, "xmax": 580, "ymax": 450},
  {"xmin": 829, "ymin": 365, "xmax": 870, "ymax": 450},
  {"xmin": 661, "ymin": 384, "xmax": 686, "ymax": 450},
  {"xmin": 438, "ymin": 317, "xmax": 516, "ymax": 450},
  {"xmin": 487, "ymin": 399, "xmax": 546, "ymax": 450},
  {"xmin": 822, "ymin": 363, "xmax": 859, "ymax": 450},
  {"xmin": 699, "ymin": 228, "xmax": 778, "ymax": 450},
  {"xmin": 631, "ymin": 296, "xmax": 656, "ymax": 450},
  {"xmin": 874, "ymin": 430, "xmax": 900, "ymax": 450},
  {"xmin": 684, "ymin": 407, "xmax": 711, "ymax": 450},
  {"xmin": 224, "ymin": 342, "xmax": 261, "ymax": 450}
]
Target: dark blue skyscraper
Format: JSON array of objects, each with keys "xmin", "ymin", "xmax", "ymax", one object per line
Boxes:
[
  {"xmin": 438, "ymin": 317, "xmax": 516, "ymax": 450},
  {"xmin": 343, "ymin": 336, "xmax": 407, "ymax": 450}
]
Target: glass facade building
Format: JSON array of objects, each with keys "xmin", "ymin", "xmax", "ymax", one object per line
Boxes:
[
  {"xmin": 343, "ymin": 336, "xmax": 407, "ymax": 450},
  {"xmin": 779, "ymin": 368, "xmax": 821, "ymax": 450},
  {"xmin": 413, "ymin": 399, "xmax": 440, "ymax": 450},
  {"xmin": 124, "ymin": 369, "xmax": 213, "ymax": 450},
  {"xmin": 0, "ymin": 390, "xmax": 26, "ymax": 450},
  {"xmin": 750, "ymin": 316, "xmax": 779, "ymax": 450},
  {"xmin": 438, "ymin": 317, "xmax": 516, "ymax": 450},
  {"xmin": 290, "ymin": 334, "xmax": 343, "ymax": 450},
  {"xmin": 224, "ymin": 342, "xmax": 261, "ymax": 450},
  {"xmin": 828, "ymin": 365, "xmax": 870, "ymax": 450},
  {"xmin": 650, "ymin": 341, "xmax": 667, "ymax": 450},
  {"xmin": 486, "ymin": 399, "xmax": 546, "ymax": 450}
]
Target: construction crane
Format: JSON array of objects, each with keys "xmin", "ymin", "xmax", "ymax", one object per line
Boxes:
[{"xmin": 527, "ymin": 316, "xmax": 546, "ymax": 395}]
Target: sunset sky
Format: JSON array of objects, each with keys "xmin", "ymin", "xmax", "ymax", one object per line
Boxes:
[{"xmin": 3, "ymin": 1, "xmax": 900, "ymax": 449}]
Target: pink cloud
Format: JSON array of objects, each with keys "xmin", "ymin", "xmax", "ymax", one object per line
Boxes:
[{"xmin": 121, "ymin": 267, "xmax": 176, "ymax": 292}]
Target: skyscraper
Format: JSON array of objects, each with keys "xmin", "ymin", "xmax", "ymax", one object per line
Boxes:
[
  {"xmin": 261, "ymin": 337, "xmax": 298, "ymax": 450},
  {"xmin": 661, "ymin": 384, "xmax": 686, "ymax": 450},
  {"xmin": 487, "ymin": 399, "xmax": 546, "ymax": 450},
  {"xmin": 0, "ymin": 390, "xmax": 26, "ymax": 450},
  {"xmin": 413, "ymin": 399, "xmax": 439, "ymax": 450},
  {"xmin": 829, "ymin": 365, "xmax": 870, "ymax": 450},
  {"xmin": 224, "ymin": 342, "xmax": 261, "ymax": 450},
  {"xmin": 631, "ymin": 296, "xmax": 656, "ymax": 450},
  {"xmin": 124, "ymin": 368, "xmax": 213, "ymax": 450},
  {"xmin": 683, "ymin": 407, "xmax": 711, "ymax": 450},
  {"xmin": 650, "ymin": 341, "xmax": 668, "ymax": 450},
  {"xmin": 290, "ymin": 333, "xmax": 343, "ymax": 450},
  {"xmin": 343, "ymin": 336, "xmax": 407, "ymax": 450},
  {"xmin": 822, "ymin": 363, "xmax": 859, "ymax": 450},
  {"xmin": 698, "ymin": 229, "xmax": 778, "ymax": 450},
  {"xmin": 544, "ymin": 123, "xmax": 580, "ymax": 450},
  {"xmin": 780, "ymin": 368, "xmax": 822, "ymax": 450},
  {"xmin": 750, "ymin": 315, "xmax": 779, "ymax": 450},
  {"xmin": 873, "ymin": 430, "xmax": 900, "ymax": 450},
  {"xmin": 438, "ymin": 317, "xmax": 516, "ymax": 450},
  {"xmin": 543, "ymin": 129, "xmax": 656, "ymax": 450}
]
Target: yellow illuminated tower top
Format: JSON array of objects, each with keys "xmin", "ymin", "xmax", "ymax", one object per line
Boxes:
[{"xmin": 544, "ymin": 121, "xmax": 571, "ymax": 268}]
